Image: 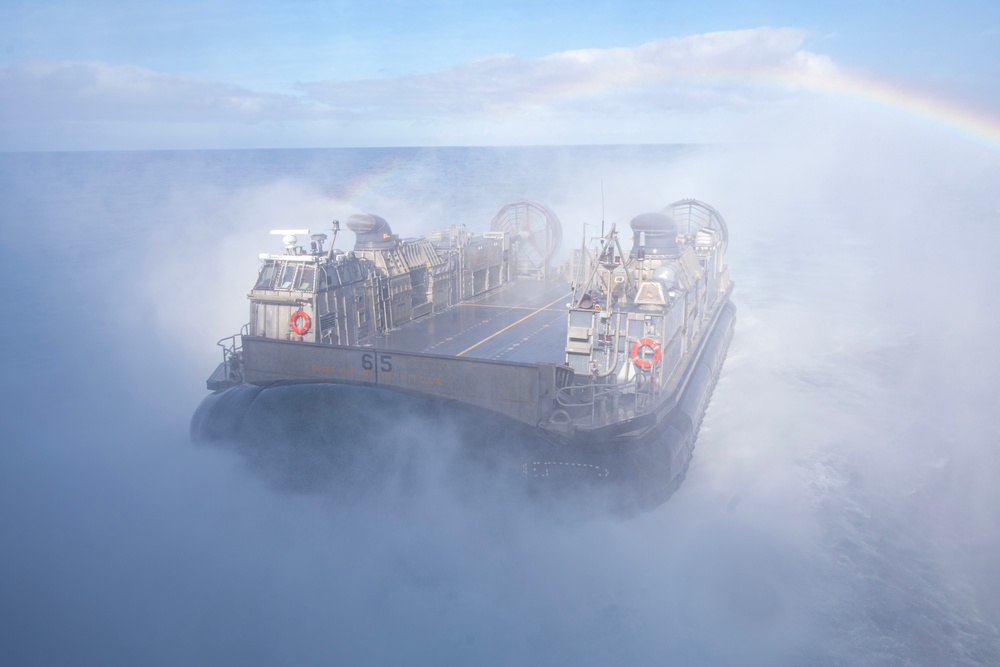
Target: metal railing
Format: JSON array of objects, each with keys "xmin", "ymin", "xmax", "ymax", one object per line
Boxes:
[
  {"xmin": 553, "ymin": 376, "xmax": 654, "ymax": 427},
  {"xmin": 216, "ymin": 324, "xmax": 248, "ymax": 384}
]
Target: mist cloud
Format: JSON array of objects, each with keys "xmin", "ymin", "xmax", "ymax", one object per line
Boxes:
[{"xmin": 1, "ymin": 120, "xmax": 999, "ymax": 664}]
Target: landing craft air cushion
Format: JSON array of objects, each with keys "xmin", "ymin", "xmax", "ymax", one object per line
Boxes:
[{"xmin": 191, "ymin": 199, "xmax": 735, "ymax": 510}]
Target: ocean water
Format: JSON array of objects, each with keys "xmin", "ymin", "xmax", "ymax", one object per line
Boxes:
[{"xmin": 1, "ymin": 139, "xmax": 999, "ymax": 666}]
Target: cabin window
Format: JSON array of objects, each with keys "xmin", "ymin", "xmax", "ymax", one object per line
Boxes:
[
  {"xmin": 297, "ymin": 267, "xmax": 314, "ymax": 291},
  {"xmin": 255, "ymin": 263, "xmax": 277, "ymax": 290},
  {"xmin": 278, "ymin": 264, "xmax": 296, "ymax": 289}
]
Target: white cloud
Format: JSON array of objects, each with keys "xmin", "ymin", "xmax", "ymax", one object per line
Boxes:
[
  {"xmin": 0, "ymin": 60, "xmax": 315, "ymax": 123},
  {"xmin": 302, "ymin": 27, "xmax": 837, "ymax": 120},
  {"xmin": 0, "ymin": 28, "xmax": 839, "ymax": 148}
]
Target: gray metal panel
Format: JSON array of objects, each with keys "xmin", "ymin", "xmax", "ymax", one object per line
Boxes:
[{"xmin": 243, "ymin": 337, "xmax": 544, "ymax": 425}]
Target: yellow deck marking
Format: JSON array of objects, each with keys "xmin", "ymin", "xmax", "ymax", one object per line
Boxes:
[
  {"xmin": 456, "ymin": 291, "xmax": 571, "ymax": 357},
  {"xmin": 457, "ymin": 302, "xmax": 564, "ymax": 312}
]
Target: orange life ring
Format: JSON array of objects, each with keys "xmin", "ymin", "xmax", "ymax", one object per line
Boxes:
[
  {"xmin": 289, "ymin": 309, "xmax": 311, "ymax": 335},
  {"xmin": 631, "ymin": 338, "xmax": 661, "ymax": 369}
]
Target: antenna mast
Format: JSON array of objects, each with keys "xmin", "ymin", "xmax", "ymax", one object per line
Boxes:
[{"xmin": 600, "ymin": 180, "xmax": 605, "ymax": 238}]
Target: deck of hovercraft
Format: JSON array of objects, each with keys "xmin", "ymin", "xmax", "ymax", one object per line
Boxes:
[{"xmin": 370, "ymin": 279, "xmax": 572, "ymax": 365}]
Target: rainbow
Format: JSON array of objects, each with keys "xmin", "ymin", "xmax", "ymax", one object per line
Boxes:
[
  {"xmin": 788, "ymin": 69, "xmax": 1000, "ymax": 150},
  {"xmin": 336, "ymin": 153, "xmax": 411, "ymax": 206},
  {"xmin": 325, "ymin": 59, "xmax": 1000, "ymax": 170},
  {"xmin": 512, "ymin": 52, "xmax": 1000, "ymax": 151}
]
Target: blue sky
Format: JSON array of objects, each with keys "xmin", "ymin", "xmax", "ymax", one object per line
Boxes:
[{"xmin": 1, "ymin": 0, "xmax": 998, "ymax": 149}]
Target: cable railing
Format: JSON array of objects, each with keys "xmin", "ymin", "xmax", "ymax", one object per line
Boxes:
[{"xmin": 553, "ymin": 376, "xmax": 655, "ymax": 426}]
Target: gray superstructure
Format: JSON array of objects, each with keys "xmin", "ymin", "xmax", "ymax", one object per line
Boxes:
[{"xmin": 193, "ymin": 199, "xmax": 735, "ymax": 509}]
